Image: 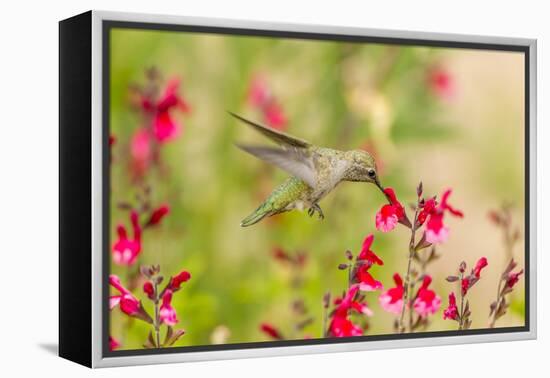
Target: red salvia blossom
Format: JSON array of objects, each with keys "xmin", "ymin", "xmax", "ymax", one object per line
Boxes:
[
  {"xmin": 443, "ymin": 292, "xmax": 459, "ymax": 321},
  {"xmin": 428, "ymin": 66, "xmax": 456, "ymax": 101},
  {"xmin": 375, "ymin": 188, "xmax": 405, "ymax": 232},
  {"xmin": 146, "ymin": 204, "xmax": 170, "ymax": 227},
  {"xmin": 356, "ymin": 264, "xmax": 383, "ymax": 292},
  {"xmin": 506, "ymin": 269, "xmax": 524, "ymax": 289},
  {"xmin": 462, "ymin": 257, "xmax": 488, "ymax": 295},
  {"xmin": 143, "ymin": 281, "xmax": 155, "ymax": 300},
  {"xmin": 247, "ymin": 75, "xmax": 288, "ymax": 130},
  {"xmin": 379, "ymin": 273, "xmax": 405, "ymax": 314},
  {"xmin": 413, "ymin": 275, "xmax": 441, "ymax": 317},
  {"xmin": 112, "ymin": 210, "xmax": 142, "ymax": 266},
  {"xmin": 142, "ymin": 78, "xmax": 190, "ymax": 143},
  {"xmin": 329, "ymin": 284, "xmax": 372, "ymax": 337},
  {"xmin": 169, "ymin": 270, "xmax": 192, "ymax": 291},
  {"xmin": 260, "ymin": 323, "xmax": 283, "ymax": 340},
  {"xmin": 358, "ymin": 234, "xmax": 384, "ymax": 266},
  {"xmin": 422, "ymin": 189, "xmax": 463, "ymax": 244},
  {"xmin": 109, "ymin": 336, "xmax": 121, "ymax": 351},
  {"xmin": 159, "ymin": 290, "xmax": 178, "ymax": 326},
  {"xmin": 109, "ymin": 275, "xmax": 140, "ymax": 316},
  {"xmin": 473, "ymin": 257, "xmax": 489, "ymax": 278}
]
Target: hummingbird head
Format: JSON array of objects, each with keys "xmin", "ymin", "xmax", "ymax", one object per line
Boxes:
[{"xmin": 343, "ymin": 150, "xmax": 384, "ymax": 192}]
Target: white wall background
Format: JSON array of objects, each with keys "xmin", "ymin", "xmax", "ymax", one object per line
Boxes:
[{"xmin": 0, "ymin": 0, "xmax": 546, "ymax": 376}]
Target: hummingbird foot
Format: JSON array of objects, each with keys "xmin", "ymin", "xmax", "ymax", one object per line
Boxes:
[{"xmin": 308, "ymin": 204, "xmax": 325, "ymax": 220}]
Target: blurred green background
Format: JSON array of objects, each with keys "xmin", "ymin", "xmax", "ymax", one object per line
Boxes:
[{"xmin": 109, "ymin": 28, "xmax": 526, "ymax": 350}]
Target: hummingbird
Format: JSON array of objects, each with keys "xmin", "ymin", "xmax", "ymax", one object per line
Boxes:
[{"xmin": 231, "ymin": 112, "xmax": 384, "ymax": 227}]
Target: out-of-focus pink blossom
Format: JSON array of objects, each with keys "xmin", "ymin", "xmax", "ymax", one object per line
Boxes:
[
  {"xmin": 379, "ymin": 273, "xmax": 405, "ymax": 314},
  {"xmin": 443, "ymin": 292, "xmax": 459, "ymax": 321},
  {"xmin": 428, "ymin": 66, "xmax": 456, "ymax": 101},
  {"xmin": 109, "ymin": 336, "xmax": 121, "ymax": 351},
  {"xmin": 130, "ymin": 128, "xmax": 152, "ymax": 176},
  {"xmin": 247, "ymin": 75, "xmax": 287, "ymax": 130},
  {"xmin": 159, "ymin": 290, "xmax": 178, "ymax": 326},
  {"xmin": 112, "ymin": 211, "xmax": 142, "ymax": 266},
  {"xmin": 413, "ymin": 275, "xmax": 441, "ymax": 317},
  {"xmin": 109, "ymin": 275, "xmax": 140, "ymax": 316}
]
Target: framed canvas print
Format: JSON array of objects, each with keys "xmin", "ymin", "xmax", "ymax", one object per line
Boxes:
[{"xmin": 59, "ymin": 10, "xmax": 537, "ymax": 368}]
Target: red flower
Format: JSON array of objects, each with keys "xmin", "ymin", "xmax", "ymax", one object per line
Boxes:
[
  {"xmin": 357, "ymin": 234, "xmax": 383, "ymax": 266},
  {"xmin": 109, "ymin": 275, "xmax": 140, "ymax": 316},
  {"xmin": 462, "ymin": 257, "xmax": 488, "ymax": 295},
  {"xmin": 473, "ymin": 257, "xmax": 488, "ymax": 278},
  {"xmin": 375, "ymin": 188, "xmax": 405, "ymax": 232},
  {"xmin": 147, "ymin": 204, "xmax": 170, "ymax": 226},
  {"xmin": 247, "ymin": 75, "xmax": 287, "ymax": 130},
  {"xmin": 169, "ymin": 270, "xmax": 192, "ymax": 291},
  {"xmin": 428, "ymin": 66, "xmax": 456, "ymax": 101},
  {"xmin": 143, "ymin": 281, "xmax": 155, "ymax": 300},
  {"xmin": 424, "ymin": 189, "xmax": 463, "ymax": 244},
  {"xmin": 145, "ymin": 78, "xmax": 190, "ymax": 143},
  {"xmin": 379, "ymin": 273, "xmax": 405, "ymax": 314},
  {"xmin": 413, "ymin": 275, "xmax": 441, "ymax": 317},
  {"xmin": 443, "ymin": 292, "xmax": 459, "ymax": 321},
  {"xmin": 159, "ymin": 290, "xmax": 178, "ymax": 326},
  {"xmin": 112, "ymin": 211, "xmax": 142, "ymax": 266},
  {"xmin": 356, "ymin": 264, "xmax": 383, "ymax": 292},
  {"xmin": 260, "ymin": 323, "xmax": 283, "ymax": 340},
  {"xmin": 506, "ymin": 269, "xmax": 524, "ymax": 289},
  {"xmin": 329, "ymin": 285, "xmax": 372, "ymax": 337},
  {"xmin": 109, "ymin": 336, "xmax": 121, "ymax": 351}
]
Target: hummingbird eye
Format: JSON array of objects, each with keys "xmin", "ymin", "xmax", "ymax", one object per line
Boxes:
[{"xmin": 367, "ymin": 169, "xmax": 376, "ymax": 178}]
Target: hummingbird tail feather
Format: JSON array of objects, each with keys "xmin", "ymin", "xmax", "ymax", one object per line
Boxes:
[{"xmin": 240, "ymin": 205, "xmax": 272, "ymax": 227}]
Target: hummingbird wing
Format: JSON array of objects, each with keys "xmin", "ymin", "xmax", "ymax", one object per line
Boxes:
[
  {"xmin": 229, "ymin": 112, "xmax": 311, "ymax": 148},
  {"xmin": 236, "ymin": 144, "xmax": 317, "ymax": 188}
]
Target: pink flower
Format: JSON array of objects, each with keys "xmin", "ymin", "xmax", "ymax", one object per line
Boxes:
[
  {"xmin": 375, "ymin": 188, "xmax": 405, "ymax": 232},
  {"xmin": 356, "ymin": 264, "xmax": 383, "ymax": 292},
  {"xmin": 413, "ymin": 275, "xmax": 441, "ymax": 317},
  {"xmin": 424, "ymin": 189, "xmax": 463, "ymax": 244},
  {"xmin": 247, "ymin": 75, "xmax": 287, "ymax": 130},
  {"xmin": 112, "ymin": 211, "xmax": 142, "ymax": 266},
  {"xmin": 150, "ymin": 78, "xmax": 190, "ymax": 143},
  {"xmin": 260, "ymin": 323, "xmax": 283, "ymax": 340},
  {"xmin": 169, "ymin": 270, "xmax": 192, "ymax": 291},
  {"xmin": 379, "ymin": 273, "xmax": 404, "ymax": 314},
  {"xmin": 143, "ymin": 281, "xmax": 155, "ymax": 300},
  {"xmin": 130, "ymin": 128, "xmax": 152, "ymax": 177},
  {"xmin": 146, "ymin": 204, "xmax": 170, "ymax": 226},
  {"xmin": 109, "ymin": 275, "xmax": 140, "ymax": 316},
  {"xmin": 443, "ymin": 292, "xmax": 459, "ymax": 320},
  {"xmin": 109, "ymin": 336, "xmax": 121, "ymax": 351},
  {"xmin": 428, "ymin": 66, "xmax": 456, "ymax": 101},
  {"xmin": 159, "ymin": 290, "xmax": 178, "ymax": 326},
  {"xmin": 506, "ymin": 269, "xmax": 524, "ymax": 289},
  {"xmin": 357, "ymin": 234, "xmax": 383, "ymax": 266}
]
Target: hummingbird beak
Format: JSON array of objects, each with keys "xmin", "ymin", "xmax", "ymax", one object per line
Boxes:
[{"xmin": 375, "ymin": 178, "xmax": 384, "ymax": 193}]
